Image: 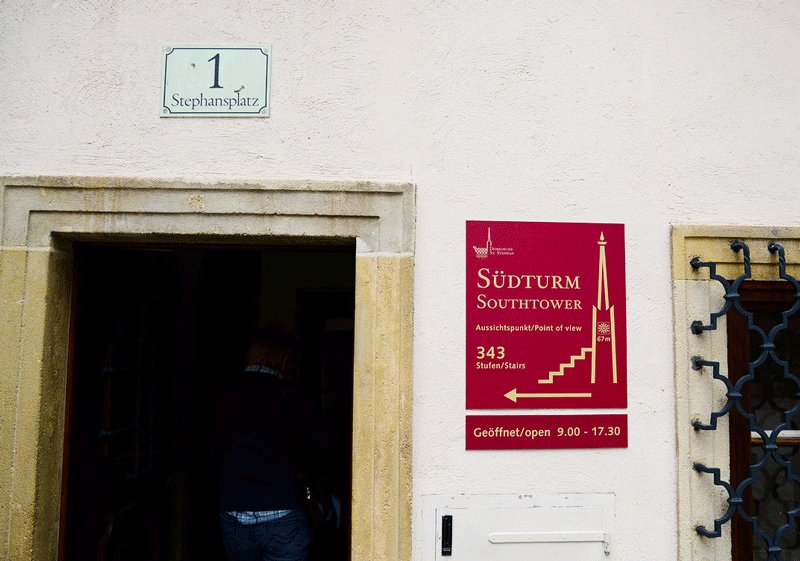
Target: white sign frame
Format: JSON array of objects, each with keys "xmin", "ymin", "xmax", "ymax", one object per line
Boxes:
[{"xmin": 161, "ymin": 46, "xmax": 271, "ymax": 117}]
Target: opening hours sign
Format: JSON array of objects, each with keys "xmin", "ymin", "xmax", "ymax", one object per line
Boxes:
[{"xmin": 465, "ymin": 221, "xmax": 628, "ymax": 450}]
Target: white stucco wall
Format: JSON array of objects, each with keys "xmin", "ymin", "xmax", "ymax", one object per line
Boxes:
[{"xmin": 4, "ymin": 1, "xmax": 800, "ymax": 559}]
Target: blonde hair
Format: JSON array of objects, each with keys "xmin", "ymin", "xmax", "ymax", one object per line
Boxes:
[{"xmin": 246, "ymin": 326, "xmax": 298, "ymax": 372}]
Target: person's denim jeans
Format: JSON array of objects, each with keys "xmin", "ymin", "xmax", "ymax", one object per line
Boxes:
[{"xmin": 220, "ymin": 509, "xmax": 311, "ymax": 561}]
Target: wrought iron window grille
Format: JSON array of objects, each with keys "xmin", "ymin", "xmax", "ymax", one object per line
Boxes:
[{"xmin": 690, "ymin": 240, "xmax": 800, "ymax": 559}]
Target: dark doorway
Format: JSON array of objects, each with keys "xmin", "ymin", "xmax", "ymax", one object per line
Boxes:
[{"xmin": 60, "ymin": 243, "xmax": 355, "ymax": 561}]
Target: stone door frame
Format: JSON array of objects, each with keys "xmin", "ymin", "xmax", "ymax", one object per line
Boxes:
[{"xmin": 0, "ymin": 176, "xmax": 414, "ymax": 561}]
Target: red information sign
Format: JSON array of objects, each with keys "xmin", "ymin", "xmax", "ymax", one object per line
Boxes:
[
  {"xmin": 466, "ymin": 414, "xmax": 628, "ymax": 450},
  {"xmin": 466, "ymin": 221, "xmax": 627, "ymax": 409}
]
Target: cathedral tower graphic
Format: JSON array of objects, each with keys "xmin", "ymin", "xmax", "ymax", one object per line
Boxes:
[
  {"xmin": 536, "ymin": 232, "xmax": 618, "ymax": 391},
  {"xmin": 473, "ymin": 227, "xmax": 492, "ymax": 259}
]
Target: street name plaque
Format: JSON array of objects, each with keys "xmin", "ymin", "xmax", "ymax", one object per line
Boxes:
[{"xmin": 162, "ymin": 46, "xmax": 271, "ymax": 117}]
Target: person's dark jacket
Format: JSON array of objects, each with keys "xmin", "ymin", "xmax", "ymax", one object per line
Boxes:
[{"xmin": 213, "ymin": 371, "xmax": 338, "ymax": 511}]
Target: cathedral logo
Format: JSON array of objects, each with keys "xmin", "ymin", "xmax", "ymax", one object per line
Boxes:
[{"xmin": 473, "ymin": 227, "xmax": 515, "ymax": 258}]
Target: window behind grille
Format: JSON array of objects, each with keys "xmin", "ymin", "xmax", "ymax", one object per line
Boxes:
[{"xmin": 728, "ymin": 281, "xmax": 800, "ymax": 561}]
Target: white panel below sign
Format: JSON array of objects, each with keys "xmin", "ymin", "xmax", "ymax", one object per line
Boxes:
[{"xmin": 421, "ymin": 494, "xmax": 613, "ymax": 561}]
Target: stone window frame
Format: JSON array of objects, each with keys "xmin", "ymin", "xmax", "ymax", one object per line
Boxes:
[
  {"xmin": 0, "ymin": 176, "xmax": 414, "ymax": 561},
  {"xmin": 673, "ymin": 225, "xmax": 800, "ymax": 561}
]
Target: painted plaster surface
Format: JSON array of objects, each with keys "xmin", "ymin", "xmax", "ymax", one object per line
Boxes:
[{"xmin": 4, "ymin": 2, "xmax": 800, "ymax": 560}]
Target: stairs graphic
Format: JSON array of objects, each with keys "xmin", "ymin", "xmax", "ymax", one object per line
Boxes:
[{"xmin": 538, "ymin": 347, "xmax": 594, "ymax": 384}]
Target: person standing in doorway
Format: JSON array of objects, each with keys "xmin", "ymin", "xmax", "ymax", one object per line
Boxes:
[{"xmin": 213, "ymin": 327, "xmax": 338, "ymax": 561}]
